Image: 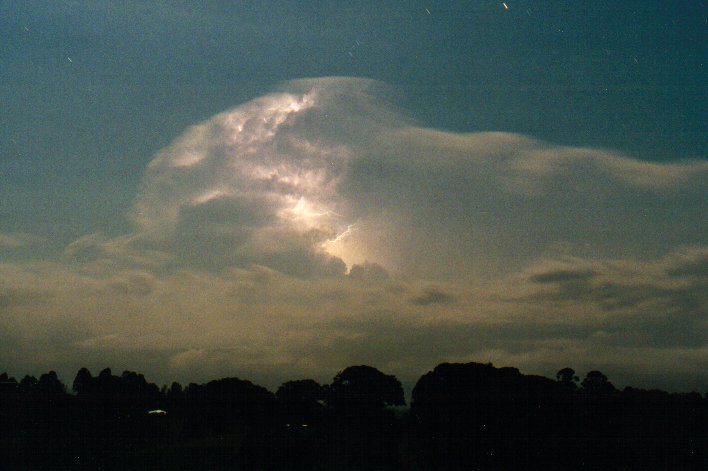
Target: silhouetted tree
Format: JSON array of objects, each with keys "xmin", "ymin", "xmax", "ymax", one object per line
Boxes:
[
  {"xmin": 181, "ymin": 377, "xmax": 275, "ymax": 437},
  {"xmin": 328, "ymin": 365, "xmax": 405, "ymax": 410},
  {"xmin": 94, "ymin": 367, "xmax": 123, "ymax": 398},
  {"xmin": 36, "ymin": 371, "xmax": 66, "ymax": 396},
  {"xmin": 166, "ymin": 381, "xmax": 183, "ymax": 401},
  {"xmin": 72, "ymin": 367, "xmax": 93, "ymax": 395},
  {"xmin": 98, "ymin": 367, "xmax": 112, "ymax": 378},
  {"xmin": 556, "ymin": 367, "xmax": 578, "ymax": 384},
  {"xmin": 0, "ymin": 372, "xmax": 18, "ymax": 396},
  {"xmin": 277, "ymin": 379, "xmax": 324, "ymax": 405},
  {"xmin": 119, "ymin": 370, "xmax": 161, "ymax": 403},
  {"xmin": 556, "ymin": 367, "xmax": 579, "ymax": 391},
  {"xmin": 276, "ymin": 379, "xmax": 325, "ymax": 426},
  {"xmin": 0, "ymin": 372, "xmax": 17, "ymax": 387},
  {"xmin": 581, "ymin": 370, "xmax": 616, "ymax": 396},
  {"xmin": 322, "ymin": 367, "xmax": 405, "ymax": 468},
  {"xmin": 411, "ymin": 362, "xmax": 577, "ymax": 469},
  {"xmin": 18, "ymin": 375, "xmax": 38, "ymax": 394}
]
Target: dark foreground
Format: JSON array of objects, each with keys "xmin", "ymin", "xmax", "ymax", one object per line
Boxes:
[{"xmin": 1, "ymin": 362, "xmax": 706, "ymax": 470}]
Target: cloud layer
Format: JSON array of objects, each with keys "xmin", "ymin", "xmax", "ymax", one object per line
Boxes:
[{"xmin": 2, "ymin": 77, "xmax": 706, "ymax": 391}]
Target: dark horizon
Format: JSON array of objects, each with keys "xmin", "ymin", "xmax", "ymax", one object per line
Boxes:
[
  {"xmin": 3, "ymin": 357, "xmax": 707, "ymax": 403},
  {"xmin": 2, "ymin": 360, "xmax": 706, "ymax": 469}
]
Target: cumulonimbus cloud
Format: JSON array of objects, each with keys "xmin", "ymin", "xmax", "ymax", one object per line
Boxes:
[
  {"xmin": 3, "ymin": 77, "xmax": 706, "ymax": 390},
  {"xmin": 69, "ymin": 76, "xmax": 705, "ymax": 281}
]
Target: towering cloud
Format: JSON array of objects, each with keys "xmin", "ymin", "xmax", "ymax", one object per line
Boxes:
[
  {"xmin": 73, "ymin": 77, "xmax": 707, "ymax": 280},
  {"xmin": 3, "ymin": 77, "xmax": 706, "ymax": 390}
]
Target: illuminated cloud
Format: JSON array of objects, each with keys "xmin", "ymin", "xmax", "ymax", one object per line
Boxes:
[
  {"xmin": 1, "ymin": 77, "xmax": 705, "ymax": 391},
  {"xmin": 108, "ymin": 77, "xmax": 706, "ymax": 281}
]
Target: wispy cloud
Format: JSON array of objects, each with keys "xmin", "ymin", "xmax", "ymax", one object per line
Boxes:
[{"xmin": 0, "ymin": 232, "xmax": 41, "ymax": 249}]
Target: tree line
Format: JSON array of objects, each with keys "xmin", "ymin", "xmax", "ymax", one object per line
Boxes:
[{"xmin": 1, "ymin": 362, "xmax": 706, "ymax": 470}]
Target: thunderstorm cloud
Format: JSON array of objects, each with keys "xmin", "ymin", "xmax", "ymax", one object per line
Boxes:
[{"xmin": 2, "ymin": 78, "xmax": 706, "ymax": 390}]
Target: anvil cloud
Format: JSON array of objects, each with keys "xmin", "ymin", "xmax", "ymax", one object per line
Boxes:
[{"xmin": 1, "ymin": 78, "xmax": 706, "ymax": 391}]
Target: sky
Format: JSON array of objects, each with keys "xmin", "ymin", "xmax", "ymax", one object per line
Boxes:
[{"xmin": 0, "ymin": 0, "xmax": 706, "ymax": 393}]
